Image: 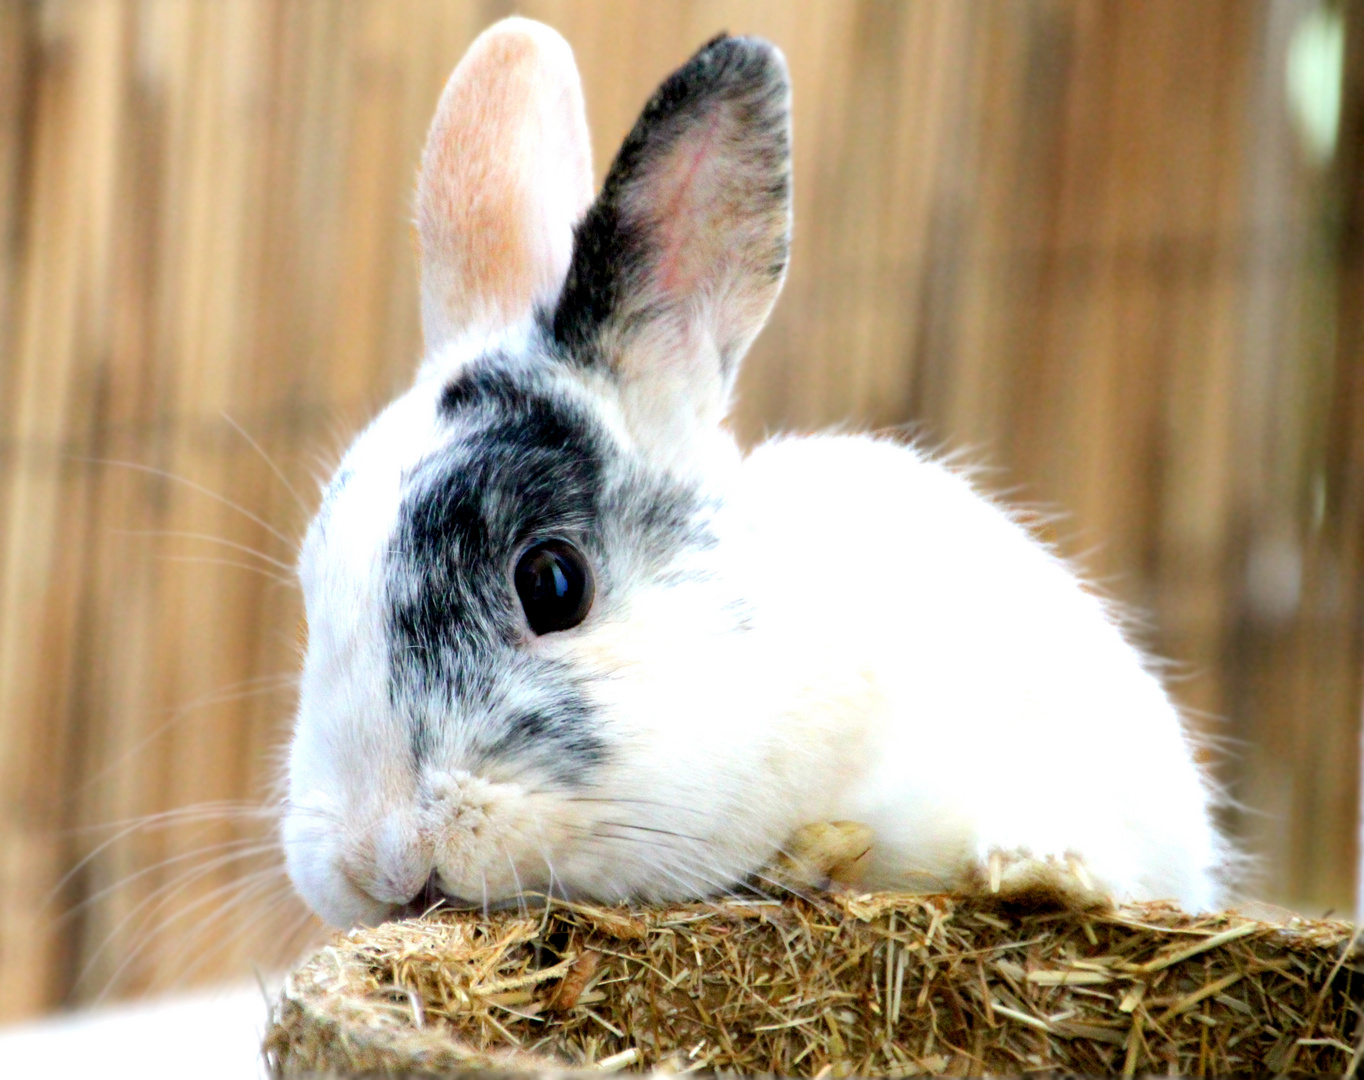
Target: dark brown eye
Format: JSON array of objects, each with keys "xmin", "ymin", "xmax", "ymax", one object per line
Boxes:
[{"xmin": 513, "ymin": 539, "xmax": 594, "ymax": 635}]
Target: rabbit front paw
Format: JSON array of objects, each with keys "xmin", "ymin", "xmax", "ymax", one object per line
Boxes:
[
  {"xmin": 966, "ymin": 846, "xmax": 1112, "ymax": 911},
  {"xmin": 771, "ymin": 821, "xmax": 874, "ymax": 892}
]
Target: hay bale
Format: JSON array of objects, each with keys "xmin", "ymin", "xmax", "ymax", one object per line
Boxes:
[{"xmin": 265, "ymin": 892, "xmax": 1361, "ymax": 1076}]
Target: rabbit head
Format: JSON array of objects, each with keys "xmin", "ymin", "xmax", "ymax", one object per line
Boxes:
[{"xmin": 283, "ymin": 19, "xmax": 793, "ymax": 926}]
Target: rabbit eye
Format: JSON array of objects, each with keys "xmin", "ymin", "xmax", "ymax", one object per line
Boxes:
[{"xmin": 514, "ymin": 539, "xmax": 594, "ymax": 635}]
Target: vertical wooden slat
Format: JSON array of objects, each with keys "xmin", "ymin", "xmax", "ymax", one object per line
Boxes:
[
  {"xmin": 1216, "ymin": 0, "xmax": 1361, "ymax": 911},
  {"xmin": 1336, "ymin": 0, "xmax": 1364, "ymax": 925},
  {"xmin": 0, "ymin": 0, "xmax": 128, "ymax": 1019},
  {"xmin": 0, "ymin": 2, "xmax": 33, "ymax": 441},
  {"xmin": 1269, "ymin": 0, "xmax": 1364, "ymax": 910},
  {"xmin": 1, "ymin": 0, "xmax": 1360, "ymax": 1019}
]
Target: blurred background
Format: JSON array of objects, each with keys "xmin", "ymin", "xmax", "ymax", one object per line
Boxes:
[{"xmin": 0, "ymin": 0, "xmax": 1360, "ymax": 1024}]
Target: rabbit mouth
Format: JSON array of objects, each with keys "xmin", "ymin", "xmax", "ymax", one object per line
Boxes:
[{"xmin": 388, "ymin": 870, "xmax": 483, "ymax": 919}]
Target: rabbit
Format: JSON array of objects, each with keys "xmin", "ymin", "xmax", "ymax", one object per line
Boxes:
[{"xmin": 282, "ymin": 17, "xmax": 1230, "ymax": 929}]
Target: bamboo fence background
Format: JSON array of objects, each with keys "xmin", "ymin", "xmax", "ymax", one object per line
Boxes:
[{"xmin": 0, "ymin": 0, "xmax": 1360, "ymax": 1021}]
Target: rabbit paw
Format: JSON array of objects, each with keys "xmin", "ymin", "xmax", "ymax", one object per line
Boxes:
[
  {"xmin": 967, "ymin": 847, "xmax": 1112, "ymax": 912},
  {"xmin": 771, "ymin": 821, "xmax": 874, "ymax": 892}
]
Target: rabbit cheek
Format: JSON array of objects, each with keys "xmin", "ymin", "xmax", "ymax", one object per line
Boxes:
[{"xmin": 421, "ymin": 774, "xmax": 568, "ymax": 902}]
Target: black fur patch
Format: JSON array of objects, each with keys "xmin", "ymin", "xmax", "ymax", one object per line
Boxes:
[
  {"xmin": 390, "ymin": 365, "xmax": 606, "ymax": 776},
  {"xmin": 548, "ymin": 33, "xmax": 790, "ymax": 371},
  {"xmin": 387, "ymin": 356, "xmax": 713, "ymax": 783},
  {"xmin": 438, "ymin": 357, "xmax": 523, "ymax": 417}
]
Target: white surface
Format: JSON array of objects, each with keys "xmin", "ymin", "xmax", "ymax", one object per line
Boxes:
[{"xmin": 0, "ymin": 983, "xmax": 273, "ymax": 1078}]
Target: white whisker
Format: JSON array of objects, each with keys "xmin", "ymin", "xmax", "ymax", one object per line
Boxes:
[
  {"xmin": 77, "ymin": 849, "xmax": 286, "ymax": 995},
  {"xmin": 113, "ymin": 530, "xmax": 296, "ymax": 572},
  {"xmin": 83, "ymin": 458, "xmax": 296, "ymax": 547},
  {"xmin": 159, "ymin": 555, "xmax": 298, "ymax": 587},
  {"xmin": 64, "ymin": 839, "xmax": 282, "ymax": 922},
  {"xmin": 220, "ymin": 411, "xmax": 311, "ymax": 516},
  {"xmin": 80, "ymin": 681, "xmax": 298, "ymax": 791},
  {"xmin": 88, "ymin": 866, "xmax": 293, "ymax": 1001},
  {"xmin": 51, "ymin": 802, "xmax": 280, "ymax": 907}
]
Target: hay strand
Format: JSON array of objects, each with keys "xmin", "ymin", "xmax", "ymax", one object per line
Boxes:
[{"xmin": 265, "ymin": 892, "xmax": 1361, "ymax": 1076}]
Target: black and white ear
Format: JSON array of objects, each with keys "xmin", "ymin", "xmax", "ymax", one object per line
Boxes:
[
  {"xmin": 417, "ymin": 18, "xmax": 593, "ymax": 354},
  {"xmin": 550, "ymin": 35, "xmax": 792, "ymax": 448}
]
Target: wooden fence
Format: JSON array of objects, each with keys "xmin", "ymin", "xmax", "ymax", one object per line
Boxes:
[{"xmin": 0, "ymin": 0, "xmax": 1360, "ymax": 1020}]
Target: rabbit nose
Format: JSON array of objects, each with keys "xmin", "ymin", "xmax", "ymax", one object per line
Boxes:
[{"xmin": 393, "ymin": 869, "xmax": 459, "ymax": 920}]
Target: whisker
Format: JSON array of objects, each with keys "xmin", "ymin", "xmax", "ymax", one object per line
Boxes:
[
  {"xmin": 219, "ymin": 411, "xmax": 311, "ymax": 516},
  {"xmin": 63, "ymin": 838, "xmax": 283, "ymax": 922},
  {"xmin": 541, "ymin": 852, "xmax": 562, "ymax": 908},
  {"xmin": 83, "ymin": 458, "xmax": 296, "ymax": 547},
  {"xmin": 273, "ymin": 802, "xmax": 343, "ymax": 827},
  {"xmin": 153, "ymin": 875, "xmax": 305, "ymax": 993},
  {"xmin": 159, "ymin": 555, "xmax": 298, "ymax": 587},
  {"xmin": 65, "ymin": 801, "xmax": 268, "ymax": 841},
  {"xmin": 559, "ymin": 796, "xmax": 708, "ymax": 817},
  {"xmin": 276, "ymin": 903, "xmax": 326, "ymax": 956},
  {"xmin": 595, "ymin": 820, "xmax": 707, "ymax": 843},
  {"xmin": 112, "ymin": 530, "xmax": 296, "ymax": 572},
  {"xmin": 80, "ymin": 679, "xmax": 299, "ymax": 790},
  {"xmin": 643, "ymin": 854, "xmax": 743, "ymax": 900},
  {"xmin": 88, "ymin": 866, "xmax": 292, "ymax": 1001},
  {"xmin": 51, "ymin": 801, "xmax": 281, "ymax": 906},
  {"xmin": 562, "ymin": 829, "xmax": 756, "ymax": 901},
  {"xmin": 75, "ymin": 838, "xmax": 283, "ymax": 921},
  {"xmin": 76, "ymin": 848, "xmax": 285, "ymax": 994},
  {"xmin": 567, "ymin": 822, "xmax": 692, "ymax": 850},
  {"xmin": 498, "ymin": 840, "xmax": 528, "ymax": 917}
]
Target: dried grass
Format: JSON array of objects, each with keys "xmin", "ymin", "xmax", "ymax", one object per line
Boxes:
[{"xmin": 265, "ymin": 891, "xmax": 1361, "ymax": 1076}]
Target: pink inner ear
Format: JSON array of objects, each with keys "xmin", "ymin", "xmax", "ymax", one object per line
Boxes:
[
  {"xmin": 416, "ymin": 20, "xmax": 593, "ymax": 349},
  {"xmin": 650, "ymin": 113, "xmax": 726, "ymax": 296}
]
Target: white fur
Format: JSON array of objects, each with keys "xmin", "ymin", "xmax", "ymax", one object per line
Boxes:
[
  {"xmin": 287, "ymin": 383, "xmax": 1226, "ymax": 922},
  {"xmin": 731, "ymin": 435, "xmax": 1224, "ymax": 908},
  {"xmin": 282, "ymin": 21, "xmax": 1227, "ymax": 927}
]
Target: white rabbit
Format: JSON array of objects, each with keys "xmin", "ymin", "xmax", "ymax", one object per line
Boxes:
[{"xmin": 282, "ymin": 18, "xmax": 1229, "ymax": 928}]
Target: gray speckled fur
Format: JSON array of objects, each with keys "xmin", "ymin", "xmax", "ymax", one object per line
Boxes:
[{"xmin": 385, "ymin": 350, "xmax": 715, "ymax": 783}]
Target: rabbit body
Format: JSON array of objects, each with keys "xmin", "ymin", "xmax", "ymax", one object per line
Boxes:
[
  {"xmin": 282, "ymin": 19, "xmax": 1226, "ymax": 929},
  {"xmin": 727, "ymin": 434, "xmax": 1223, "ymax": 909}
]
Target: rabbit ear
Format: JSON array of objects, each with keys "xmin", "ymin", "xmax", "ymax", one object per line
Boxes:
[
  {"xmin": 549, "ymin": 36, "xmax": 791, "ymax": 452},
  {"xmin": 417, "ymin": 18, "xmax": 593, "ymax": 352}
]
